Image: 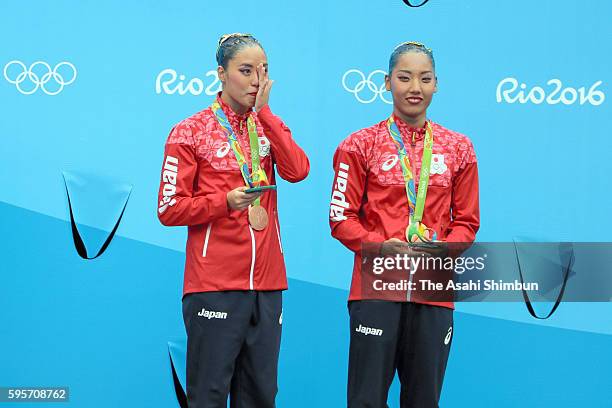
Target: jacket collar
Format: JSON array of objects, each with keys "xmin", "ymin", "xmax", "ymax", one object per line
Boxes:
[
  {"xmin": 393, "ymin": 113, "xmax": 428, "ymax": 143},
  {"xmin": 216, "ymin": 92, "xmax": 253, "ymax": 132}
]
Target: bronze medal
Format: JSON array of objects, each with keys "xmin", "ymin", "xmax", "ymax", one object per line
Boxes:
[
  {"xmin": 406, "ymin": 223, "xmax": 430, "ymax": 243},
  {"xmin": 248, "ymin": 205, "xmax": 268, "ymax": 231}
]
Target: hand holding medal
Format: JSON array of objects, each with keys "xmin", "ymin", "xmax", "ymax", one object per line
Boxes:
[
  {"xmin": 226, "ymin": 186, "xmax": 268, "ymax": 230},
  {"xmin": 381, "ymin": 238, "xmax": 414, "ymax": 256},
  {"xmin": 227, "ymin": 186, "xmax": 263, "ymax": 210}
]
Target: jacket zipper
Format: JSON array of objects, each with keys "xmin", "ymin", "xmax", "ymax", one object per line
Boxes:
[
  {"xmin": 202, "ymin": 223, "xmax": 213, "ymax": 257},
  {"xmin": 248, "ymin": 225, "xmax": 256, "ymax": 290},
  {"xmin": 406, "ymin": 131, "xmax": 419, "ymax": 302}
]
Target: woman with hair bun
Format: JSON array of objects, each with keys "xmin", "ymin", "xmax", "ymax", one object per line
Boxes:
[
  {"xmin": 158, "ymin": 33, "xmax": 309, "ymax": 408},
  {"xmin": 330, "ymin": 42, "xmax": 479, "ymax": 407}
]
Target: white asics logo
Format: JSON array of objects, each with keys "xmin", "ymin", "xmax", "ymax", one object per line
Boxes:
[
  {"xmin": 355, "ymin": 324, "xmax": 383, "ymax": 336},
  {"xmin": 342, "ymin": 69, "xmax": 392, "ymax": 104},
  {"xmin": 444, "ymin": 326, "xmax": 452, "ymax": 345},
  {"xmin": 381, "ymin": 154, "xmax": 399, "ymax": 171},
  {"xmin": 156, "ymin": 68, "xmax": 222, "ymax": 96},
  {"xmin": 496, "ymin": 77, "xmax": 605, "ymax": 106},
  {"xmin": 197, "ymin": 308, "xmax": 228, "ymax": 319},
  {"xmin": 216, "ymin": 136, "xmax": 271, "ymax": 158},
  {"xmin": 330, "ymin": 162, "xmax": 350, "ymax": 222},
  {"xmin": 216, "ymin": 142, "xmax": 231, "ymax": 158},
  {"xmin": 3, "ymin": 60, "xmax": 77, "ymax": 95},
  {"xmin": 159, "ymin": 155, "xmax": 178, "ymax": 214}
]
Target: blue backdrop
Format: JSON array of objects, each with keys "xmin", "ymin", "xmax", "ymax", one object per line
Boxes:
[{"xmin": 1, "ymin": 0, "xmax": 611, "ymax": 407}]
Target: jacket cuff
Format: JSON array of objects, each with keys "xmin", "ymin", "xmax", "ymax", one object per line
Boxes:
[
  {"xmin": 209, "ymin": 191, "xmax": 231, "ymax": 219},
  {"xmin": 256, "ymin": 104, "xmax": 274, "ymax": 121}
]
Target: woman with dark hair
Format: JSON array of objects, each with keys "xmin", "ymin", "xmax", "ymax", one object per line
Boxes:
[
  {"xmin": 329, "ymin": 42, "xmax": 479, "ymax": 407},
  {"xmin": 158, "ymin": 33, "xmax": 309, "ymax": 408}
]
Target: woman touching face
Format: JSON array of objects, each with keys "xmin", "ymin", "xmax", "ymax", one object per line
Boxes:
[
  {"xmin": 217, "ymin": 45, "xmax": 268, "ymax": 114},
  {"xmin": 385, "ymin": 51, "xmax": 437, "ymax": 128}
]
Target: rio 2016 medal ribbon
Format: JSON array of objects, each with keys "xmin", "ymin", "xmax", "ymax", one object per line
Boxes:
[
  {"xmin": 211, "ymin": 101, "xmax": 269, "ymax": 229},
  {"xmin": 386, "ymin": 116, "xmax": 437, "ymax": 243}
]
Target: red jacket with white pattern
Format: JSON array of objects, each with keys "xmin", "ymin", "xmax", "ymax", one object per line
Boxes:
[
  {"xmin": 329, "ymin": 115, "xmax": 479, "ymax": 309},
  {"xmin": 158, "ymin": 95, "xmax": 309, "ymax": 296}
]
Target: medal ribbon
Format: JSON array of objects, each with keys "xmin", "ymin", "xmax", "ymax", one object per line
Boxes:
[
  {"xmin": 211, "ymin": 101, "xmax": 268, "ymax": 206},
  {"xmin": 387, "ymin": 116, "xmax": 437, "ymax": 241}
]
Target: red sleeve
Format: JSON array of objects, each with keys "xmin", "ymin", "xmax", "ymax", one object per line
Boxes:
[
  {"xmin": 329, "ymin": 144, "xmax": 386, "ymax": 253},
  {"xmin": 257, "ymin": 105, "xmax": 310, "ymax": 183},
  {"xmin": 445, "ymin": 141, "xmax": 480, "ymax": 243},
  {"xmin": 157, "ymin": 123, "xmax": 230, "ymax": 227}
]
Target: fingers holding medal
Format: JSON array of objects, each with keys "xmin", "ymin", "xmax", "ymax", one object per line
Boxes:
[
  {"xmin": 226, "ymin": 186, "xmax": 269, "ymax": 230},
  {"xmin": 227, "ymin": 186, "xmax": 263, "ymax": 210}
]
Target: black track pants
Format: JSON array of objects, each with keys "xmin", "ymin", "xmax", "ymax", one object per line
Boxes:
[
  {"xmin": 348, "ymin": 300, "xmax": 453, "ymax": 408},
  {"xmin": 182, "ymin": 291, "xmax": 282, "ymax": 408}
]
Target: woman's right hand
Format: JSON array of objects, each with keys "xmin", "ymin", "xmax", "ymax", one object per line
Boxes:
[
  {"xmin": 226, "ymin": 186, "xmax": 263, "ymax": 210},
  {"xmin": 381, "ymin": 238, "xmax": 412, "ymax": 256}
]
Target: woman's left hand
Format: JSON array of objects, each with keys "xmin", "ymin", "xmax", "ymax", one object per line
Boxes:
[{"xmin": 254, "ymin": 63, "xmax": 274, "ymax": 112}]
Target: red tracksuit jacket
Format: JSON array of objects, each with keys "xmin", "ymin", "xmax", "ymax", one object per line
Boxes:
[
  {"xmin": 329, "ymin": 115, "xmax": 480, "ymax": 308},
  {"xmin": 158, "ymin": 95, "xmax": 309, "ymax": 296}
]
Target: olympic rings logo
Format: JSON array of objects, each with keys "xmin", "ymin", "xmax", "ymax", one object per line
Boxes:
[
  {"xmin": 3, "ymin": 60, "xmax": 77, "ymax": 95},
  {"xmin": 342, "ymin": 69, "xmax": 392, "ymax": 104}
]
